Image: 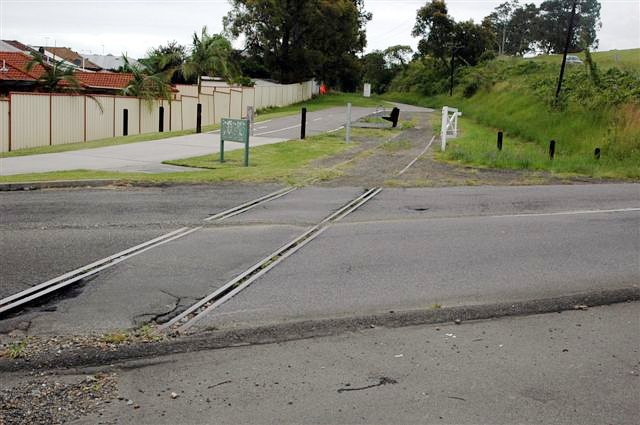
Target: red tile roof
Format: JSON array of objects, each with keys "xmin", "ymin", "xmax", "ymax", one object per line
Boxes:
[
  {"xmin": 75, "ymin": 72, "xmax": 133, "ymax": 89},
  {"xmin": 0, "ymin": 51, "xmax": 46, "ymax": 81}
]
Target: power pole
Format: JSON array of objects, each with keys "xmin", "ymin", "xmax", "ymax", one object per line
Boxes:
[
  {"xmin": 449, "ymin": 46, "xmax": 458, "ymax": 96},
  {"xmin": 555, "ymin": 0, "xmax": 578, "ymax": 102}
]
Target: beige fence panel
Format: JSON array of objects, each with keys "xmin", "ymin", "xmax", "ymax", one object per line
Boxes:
[
  {"xmin": 255, "ymin": 86, "xmax": 265, "ymax": 110},
  {"xmin": 0, "ymin": 100, "xmax": 9, "ymax": 152},
  {"xmin": 86, "ymin": 96, "xmax": 115, "ymax": 141},
  {"xmin": 214, "ymin": 90, "xmax": 230, "ymax": 123},
  {"xmin": 140, "ymin": 100, "xmax": 162, "ymax": 134},
  {"xmin": 230, "ymin": 89, "xmax": 243, "ymax": 119},
  {"xmin": 51, "ymin": 95, "xmax": 84, "ymax": 146},
  {"xmin": 11, "ymin": 94, "xmax": 50, "ymax": 150},
  {"xmin": 114, "ymin": 97, "xmax": 140, "ymax": 136},
  {"xmin": 241, "ymin": 87, "xmax": 255, "ymax": 116},
  {"xmin": 182, "ymin": 96, "xmax": 198, "ymax": 130},
  {"xmin": 170, "ymin": 100, "xmax": 183, "ymax": 131},
  {"xmin": 199, "ymin": 94, "xmax": 214, "ymax": 126},
  {"xmin": 175, "ymin": 84, "xmax": 198, "ymax": 99}
]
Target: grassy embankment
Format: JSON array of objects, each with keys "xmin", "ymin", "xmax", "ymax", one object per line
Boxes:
[
  {"xmin": 0, "ymin": 92, "xmax": 387, "ymax": 159},
  {"xmin": 385, "ymin": 49, "xmax": 640, "ymax": 179}
]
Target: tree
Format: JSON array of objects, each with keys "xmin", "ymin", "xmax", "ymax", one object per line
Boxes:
[
  {"xmin": 452, "ymin": 21, "xmax": 495, "ymax": 66},
  {"xmin": 536, "ymin": 0, "xmax": 601, "ymax": 53},
  {"xmin": 121, "ymin": 55, "xmax": 174, "ymax": 108},
  {"xmin": 482, "ymin": 1, "xmax": 514, "ymax": 56},
  {"xmin": 25, "ymin": 51, "xmax": 81, "ymax": 93},
  {"xmin": 383, "ymin": 45, "xmax": 413, "ymax": 68},
  {"xmin": 224, "ymin": 0, "xmax": 371, "ymax": 89},
  {"xmin": 412, "ymin": 0, "xmax": 455, "ymax": 64},
  {"xmin": 182, "ymin": 26, "xmax": 233, "ymax": 94},
  {"xmin": 141, "ymin": 41, "xmax": 188, "ymax": 84},
  {"xmin": 362, "ymin": 51, "xmax": 391, "ymax": 94}
]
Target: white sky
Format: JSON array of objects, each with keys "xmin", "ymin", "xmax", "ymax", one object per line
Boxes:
[{"xmin": 1, "ymin": 0, "xmax": 638, "ymax": 58}]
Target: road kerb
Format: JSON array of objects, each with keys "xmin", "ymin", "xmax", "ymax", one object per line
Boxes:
[{"xmin": 1, "ymin": 286, "xmax": 637, "ymax": 372}]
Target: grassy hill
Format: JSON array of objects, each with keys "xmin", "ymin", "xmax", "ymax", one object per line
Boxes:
[{"xmin": 385, "ymin": 48, "xmax": 640, "ymax": 179}]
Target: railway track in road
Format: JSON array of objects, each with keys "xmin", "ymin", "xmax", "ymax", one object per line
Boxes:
[
  {"xmin": 0, "ymin": 187, "xmax": 297, "ymax": 316},
  {"xmin": 160, "ymin": 187, "xmax": 382, "ymax": 334}
]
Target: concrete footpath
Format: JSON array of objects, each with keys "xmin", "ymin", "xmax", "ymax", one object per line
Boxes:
[
  {"xmin": 0, "ymin": 132, "xmax": 286, "ymax": 176},
  {"xmin": 2, "ymin": 302, "xmax": 635, "ymax": 424}
]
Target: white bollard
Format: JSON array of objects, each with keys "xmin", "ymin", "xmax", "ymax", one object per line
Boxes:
[{"xmin": 441, "ymin": 106, "xmax": 448, "ymax": 151}]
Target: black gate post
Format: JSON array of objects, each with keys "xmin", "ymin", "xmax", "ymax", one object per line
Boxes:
[
  {"xmin": 196, "ymin": 103, "xmax": 202, "ymax": 133},
  {"xmin": 159, "ymin": 106, "xmax": 165, "ymax": 132},
  {"xmin": 301, "ymin": 107, "xmax": 307, "ymax": 139}
]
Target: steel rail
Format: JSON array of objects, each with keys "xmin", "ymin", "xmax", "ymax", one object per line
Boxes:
[
  {"xmin": 0, "ymin": 187, "xmax": 296, "ymax": 315},
  {"xmin": 161, "ymin": 187, "xmax": 382, "ymax": 334}
]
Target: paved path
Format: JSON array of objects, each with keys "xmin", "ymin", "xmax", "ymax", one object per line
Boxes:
[
  {"xmin": 47, "ymin": 302, "xmax": 638, "ymax": 424},
  {"xmin": 0, "ymin": 106, "xmax": 378, "ymax": 176}
]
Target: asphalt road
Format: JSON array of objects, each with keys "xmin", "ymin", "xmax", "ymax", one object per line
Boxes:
[
  {"xmin": 2, "ymin": 183, "xmax": 637, "ymax": 337},
  {"xmin": 0, "ymin": 184, "xmax": 282, "ymax": 299},
  {"xmin": 62, "ymin": 302, "xmax": 640, "ymax": 424}
]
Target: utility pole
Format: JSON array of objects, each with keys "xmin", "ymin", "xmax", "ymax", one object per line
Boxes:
[
  {"xmin": 555, "ymin": 0, "xmax": 578, "ymax": 103},
  {"xmin": 449, "ymin": 45, "xmax": 460, "ymax": 97}
]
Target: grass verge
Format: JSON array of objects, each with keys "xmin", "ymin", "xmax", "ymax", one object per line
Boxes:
[
  {"xmin": 0, "ymin": 130, "xmax": 364, "ymax": 185},
  {"xmin": 436, "ymin": 116, "xmax": 639, "ymax": 180}
]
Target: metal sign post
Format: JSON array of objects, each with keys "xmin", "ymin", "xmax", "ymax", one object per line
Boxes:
[
  {"xmin": 346, "ymin": 102, "xmax": 352, "ymax": 144},
  {"xmin": 220, "ymin": 118, "xmax": 250, "ymax": 167}
]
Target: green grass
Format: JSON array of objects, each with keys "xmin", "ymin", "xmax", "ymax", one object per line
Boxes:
[
  {"xmin": 0, "ymin": 129, "xmax": 361, "ymax": 185},
  {"xmin": 1, "ymin": 92, "xmax": 387, "ymax": 158},
  {"xmin": 384, "ymin": 48, "xmax": 640, "ymax": 180},
  {"xmin": 438, "ymin": 116, "xmax": 639, "ymax": 179},
  {"xmin": 531, "ymin": 48, "xmax": 640, "ymax": 72}
]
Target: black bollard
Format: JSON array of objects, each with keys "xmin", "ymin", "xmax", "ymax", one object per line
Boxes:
[
  {"xmin": 122, "ymin": 109, "xmax": 128, "ymax": 136},
  {"xmin": 549, "ymin": 140, "xmax": 556, "ymax": 160},
  {"xmin": 159, "ymin": 106, "xmax": 164, "ymax": 132},
  {"xmin": 301, "ymin": 107, "xmax": 307, "ymax": 140},
  {"xmin": 497, "ymin": 131, "xmax": 503, "ymax": 151},
  {"xmin": 594, "ymin": 147, "xmax": 601, "ymax": 160},
  {"xmin": 196, "ymin": 103, "xmax": 202, "ymax": 133}
]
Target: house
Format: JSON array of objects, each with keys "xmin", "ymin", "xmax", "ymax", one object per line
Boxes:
[
  {"xmin": 82, "ymin": 54, "xmax": 142, "ymax": 71},
  {"xmin": 40, "ymin": 46, "xmax": 101, "ymax": 71},
  {"xmin": 0, "ymin": 51, "xmax": 133, "ymax": 96}
]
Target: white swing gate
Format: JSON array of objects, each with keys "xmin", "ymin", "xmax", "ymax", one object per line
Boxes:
[{"xmin": 440, "ymin": 106, "xmax": 462, "ymax": 151}]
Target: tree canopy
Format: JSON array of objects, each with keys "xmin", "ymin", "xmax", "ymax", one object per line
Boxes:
[{"xmin": 224, "ymin": 0, "xmax": 371, "ymax": 89}]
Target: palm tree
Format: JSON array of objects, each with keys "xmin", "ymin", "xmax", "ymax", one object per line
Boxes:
[
  {"xmin": 25, "ymin": 51, "xmax": 81, "ymax": 93},
  {"xmin": 121, "ymin": 55, "xmax": 174, "ymax": 109},
  {"xmin": 182, "ymin": 26, "xmax": 233, "ymax": 94}
]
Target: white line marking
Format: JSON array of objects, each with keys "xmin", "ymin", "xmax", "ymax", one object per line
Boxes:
[
  {"xmin": 327, "ymin": 126, "xmax": 344, "ymax": 133},
  {"xmin": 312, "ymin": 117, "xmax": 323, "ymax": 121},
  {"xmin": 256, "ymin": 126, "xmax": 269, "ymax": 130},
  {"xmin": 489, "ymin": 207, "xmax": 640, "ymax": 219},
  {"xmin": 255, "ymin": 124, "xmax": 301, "ymax": 136},
  {"xmin": 397, "ymin": 135, "xmax": 436, "ymax": 176},
  {"xmin": 255, "ymin": 119, "xmax": 272, "ymax": 124}
]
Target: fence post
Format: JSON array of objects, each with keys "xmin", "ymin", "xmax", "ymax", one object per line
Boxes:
[
  {"xmin": 594, "ymin": 147, "xmax": 601, "ymax": 160},
  {"xmin": 123, "ymin": 109, "xmax": 128, "ymax": 136},
  {"xmin": 196, "ymin": 103, "xmax": 202, "ymax": 133},
  {"xmin": 159, "ymin": 106, "xmax": 165, "ymax": 132},
  {"xmin": 549, "ymin": 140, "xmax": 556, "ymax": 160},
  {"xmin": 441, "ymin": 106, "xmax": 448, "ymax": 151},
  {"xmin": 301, "ymin": 107, "xmax": 307, "ymax": 140},
  {"xmin": 497, "ymin": 131, "xmax": 503, "ymax": 151}
]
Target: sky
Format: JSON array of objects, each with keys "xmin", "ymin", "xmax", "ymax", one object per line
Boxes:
[{"xmin": 1, "ymin": 0, "xmax": 638, "ymax": 59}]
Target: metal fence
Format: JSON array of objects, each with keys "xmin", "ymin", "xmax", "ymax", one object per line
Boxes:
[{"xmin": 0, "ymin": 81, "xmax": 315, "ymax": 152}]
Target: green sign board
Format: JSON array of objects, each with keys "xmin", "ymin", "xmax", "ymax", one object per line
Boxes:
[{"xmin": 220, "ymin": 118, "xmax": 250, "ymax": 166}]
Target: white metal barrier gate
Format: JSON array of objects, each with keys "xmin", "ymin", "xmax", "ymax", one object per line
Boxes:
[{"xmin": 441, "ymin": 106, "xmax": 462, "ymax": 151}]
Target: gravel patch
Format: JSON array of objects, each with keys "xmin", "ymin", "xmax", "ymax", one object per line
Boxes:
[{"xmin": 0, "ymin": 372, "xmax": 117, "ymax": 424}]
